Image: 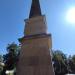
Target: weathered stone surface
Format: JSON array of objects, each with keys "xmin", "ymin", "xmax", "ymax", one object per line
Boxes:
[
  {"xmin": 16, "ymin": 0, "xmax": 55, "ymax": 75},
  {"xmin": 24, "ymin": 16, "xmax": 47, "ymax": 36},
  {"xmin": 16, "ymin": 34, "xmax": 55, "ymax": 75}
]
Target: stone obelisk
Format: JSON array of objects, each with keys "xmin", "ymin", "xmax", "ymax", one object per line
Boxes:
[{"xmin": 16, "ymin": 0, "xmax": 55, "ymax": 75}]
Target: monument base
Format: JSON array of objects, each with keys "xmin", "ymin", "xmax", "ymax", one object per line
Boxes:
[{"xmin": 16, "ymin": 34, "xmax": 55, "ymax": 75}]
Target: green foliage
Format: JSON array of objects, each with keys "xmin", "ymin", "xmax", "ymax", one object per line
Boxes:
[
  {"xmin": 0, "ymin": 55, "xmax": 3, "ymax": 75},
  {"xmin": 72, "ymin": 55, "xmax": 75, "ymax": 63},
  {"xmin": 68, "ymin": 55, "xmax": 75, "ymax": 74},
  {"xmin": 53, "ymin": 50, "xmax": 75, "ymax": 75},
  {"xmin": 2, "ymin": 43, "xmax": 20, "ymax": 75},
  {"xmin": 53, "ymin": 50, "xmax": 68, "ymax": 75},
  {"xmin": 0, "ymin": 55, "xmax": 3, "ymax": 62}
]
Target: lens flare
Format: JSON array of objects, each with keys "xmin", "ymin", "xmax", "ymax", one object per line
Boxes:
[{"xmin": 66, "ymin": 7, "xmax": 75, "ymax": 24}]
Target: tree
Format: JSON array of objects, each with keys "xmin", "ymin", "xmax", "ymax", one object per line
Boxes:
[
  {"xmin": 52, "ymin": 50, "xmax": 68, "ymax": 75},
  {"xmin": 68, "ymin": 55, "xmax": 75, "ymax": 74},
  {"xmin": 0, "ymin": 55, "xmax": 4, "ymax": 75},
  {"xmin": 2, "ymin": 43, "xmax": 20, "ymax": 75}
]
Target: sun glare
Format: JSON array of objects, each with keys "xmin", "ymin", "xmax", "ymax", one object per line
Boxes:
[{"xmin": 66, "ymin": 7, "xmax": 75, "ymax": 24}]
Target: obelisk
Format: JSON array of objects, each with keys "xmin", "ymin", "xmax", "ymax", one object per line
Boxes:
[{"xmin": 16, "ymin": 0, "xmax": 55, "ymax": 75}]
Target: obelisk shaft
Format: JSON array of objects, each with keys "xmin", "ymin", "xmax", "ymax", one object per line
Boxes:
[{"xmin": 16, "ymin": 0, "xmax": 55, "ymax": 75}]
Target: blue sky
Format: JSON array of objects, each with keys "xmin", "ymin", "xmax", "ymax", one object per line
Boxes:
[{"xmin": 0, "ymin": 0, "xmax": 75, "ymax": 56}]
